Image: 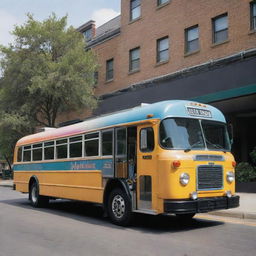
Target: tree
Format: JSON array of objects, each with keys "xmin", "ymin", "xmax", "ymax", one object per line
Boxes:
[{"xmin": 0, "ymin": 13, "xmax": 98, "ymax": 164}]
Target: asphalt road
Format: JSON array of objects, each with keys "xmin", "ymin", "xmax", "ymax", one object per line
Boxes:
[{"xmin": 1, "ymin": 187, "xmax": 256, "ymax": 256}]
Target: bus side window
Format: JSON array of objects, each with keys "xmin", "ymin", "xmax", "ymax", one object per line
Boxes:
[
  {"xmin": 102, "ymin": 130, "xmax": 113, "ymax": 156},
  {"xmin": 69, "ymin": 136, "xmax": 83, "ymax": 158},
  {"xmin": 84, "ymin": 133, "xmax": 99, "ymax": 157},
  {"xmin": 17, "ymin": 147, "xmax": 22, "ymax": 162},
  {"xmin": 23, "ymin": 145, "xmax": 32, "ymax": 162},
  {"xmin": 32, "ymin": 143, "xmax": 43, "ymax": 161},
  {"xmin": 44, "ymin": 141, "xmax": 55, "ymax": 160},
  {"xmin": 140, "ymin": 127, "xmax": 154, "ymax": 152},
  {"xmin": 56, "ymin": 139, "xmax": 68, "ymax": 159}
]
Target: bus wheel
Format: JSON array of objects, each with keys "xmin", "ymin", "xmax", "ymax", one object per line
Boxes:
[
  {"xmin": 29, "ymin": 182, "xmax": 49, "ymax": 208},
  {"xmin": 108, "ymin": 188, "xmax": 132, "ymax": 226},
  {"xmin": 176, "ymin": 213, "xmax": 195, "ymax": 221}
]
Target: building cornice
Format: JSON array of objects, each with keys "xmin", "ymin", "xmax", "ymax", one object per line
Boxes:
[{"xmin": 85, "ymin": 28, "xmax": 121, "ymax": 49}]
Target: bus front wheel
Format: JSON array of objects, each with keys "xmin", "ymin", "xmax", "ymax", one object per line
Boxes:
[
  {"xmin": 29, "ymin": 181, "xmax": 49, "ymax": 208},
  {"xmin": 108, "ymin": 188, "xmax": 133, "ymax": 226}
]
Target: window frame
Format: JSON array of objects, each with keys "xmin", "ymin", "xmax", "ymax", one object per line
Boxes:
[
  {"xmin": 23, "ymin": 145, "xmax": 32, "ymax": 162},
  {"xmin": 140, "ymin": 127, "xmax": 155, "ymax": 153},
  {"xmin": 250, "ymin": 1, "xmax": 256, "ymax": 30},
  {"xmin": 130, "ymin": 0, "xmax": 141, "ymax": 21},
  {"xmin": 32, "ymin": 143, "xmax": 43, "ymax": 161},
  {"xmin": 56, "ymin": 138, "xmax": 68, "ymax": 159},
  {"xmin": 84, "ymin": 131, "xmax": 100, "ymax": 157},
  {"xmin": 101, "ymin": 129, "xmax": 114, "ymax": 157},
  {"xmin": 83, "ymin": 28, "xmax": 93, "ymax": 41},
  {"xmin": 129, "ymin": 47, "xmax": 140, "ymax": 72},
  {"xmin": 185, "ymin": 25, "xmax": 199, "ymax": 54},
  {"xmin": 156, "ymin": 36, "xmax": 169, "ymax": 63},
  {"xmin": 212, "ymin": 13, "xmax": 228, "ymax": 44},
  {"xmin": 69, "ymin": 135, "xmax": 83, "ymax": 159},
  {"xmin": 43, "ymin": 141, "xmax": 55, "ymax": 161},
  {"xmin": 17, "ymin": 147, "xmax": 23, "ymax": 162},
  {"xmin": 106, "ymin": 58, "xmax": 114, "ymax": 81},
  {"xmin": 157, "ymin": 0, "xmax": 170, "ymax": 7}
]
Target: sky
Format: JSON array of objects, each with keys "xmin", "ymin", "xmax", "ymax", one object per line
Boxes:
[{"xmin": 0, "ymin": 0, "xmax": 121, "ymax": 46}]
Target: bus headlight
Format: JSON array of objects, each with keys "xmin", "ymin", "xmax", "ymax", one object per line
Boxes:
[
  {"xmin": 180, "ymin": 173, "xmax": 190, "ymax": 186},
  {"xmin": 226, "ymin": 171, "xmax": 235, "ymax": 183}
]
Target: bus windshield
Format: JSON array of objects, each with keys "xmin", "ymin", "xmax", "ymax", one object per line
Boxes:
[{"xmin": 160, "ymin": 118, "xmax": 231, "ymax": 151}]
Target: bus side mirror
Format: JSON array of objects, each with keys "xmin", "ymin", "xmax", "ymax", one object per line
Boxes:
[{"xmin": 228, "ymin": 123, "xmax": 234, "ymax": 145}]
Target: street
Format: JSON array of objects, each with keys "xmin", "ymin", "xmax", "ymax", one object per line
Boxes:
[{"xmin": 0, "ymin": 186, "xmax": 256, "ymax": 256}]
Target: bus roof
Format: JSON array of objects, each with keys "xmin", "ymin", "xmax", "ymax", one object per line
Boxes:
[{"xmin": 16, "ymin": 100, "xmax": 226, "ymax": 146}]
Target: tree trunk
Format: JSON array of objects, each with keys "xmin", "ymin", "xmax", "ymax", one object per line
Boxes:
[{"xmin": 4, "ymin": 155, "xmax": 12, "ymax": 172}]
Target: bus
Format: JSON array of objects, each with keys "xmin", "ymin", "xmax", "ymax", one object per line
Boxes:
[{"xmin": 13, "ymin": 100, "xmax": 239, "ymax": 226}]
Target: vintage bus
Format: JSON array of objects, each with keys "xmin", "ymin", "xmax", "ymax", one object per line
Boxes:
[{"xmin": 13, "ymin": 100, "xmax": 239, "ymax": 225}]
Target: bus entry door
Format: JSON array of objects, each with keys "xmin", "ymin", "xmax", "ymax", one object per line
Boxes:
[
  {"xmin": 137, "ymin": 124, "xmax": 156, "ymax": 211},
  {"xmin": 115, "ymin": 128, "xmax": 127, "ymax": 178}
]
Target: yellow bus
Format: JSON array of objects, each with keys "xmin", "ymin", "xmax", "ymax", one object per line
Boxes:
[{"xmin": 13, "ymin": 100, "xmax": 239, "ymax": 225}]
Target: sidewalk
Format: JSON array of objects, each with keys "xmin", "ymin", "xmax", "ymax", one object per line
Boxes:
[
  {"xmin": 0, "ymin": 179, "xmax": 255, "ymax": 220},
  {"xmin": 0, "ymin": 178, "xmax": 13, "ymax": 187},
  {"xmin": 208, "ymin": 193, "xmax": 256, "ymax": 220}
]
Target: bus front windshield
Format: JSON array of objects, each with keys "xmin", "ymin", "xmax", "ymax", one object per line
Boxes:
[{"xmin": 160, "ymin": 118, "xmax": 231, "ymax": 151}]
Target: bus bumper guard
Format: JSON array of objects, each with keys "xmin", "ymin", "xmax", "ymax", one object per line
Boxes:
[{"xmin": 164, "ymin": 195, "xmax": 240, "ymax": 214}]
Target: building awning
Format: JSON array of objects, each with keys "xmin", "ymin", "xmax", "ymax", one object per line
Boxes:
[{"xmin": 191, "ymin": 84, "xmax": 256, "ymax": 103}]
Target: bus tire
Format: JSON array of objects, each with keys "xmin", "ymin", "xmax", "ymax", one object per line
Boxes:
[
  {"xmin": 108, "ymin": 188, "xmax": 133, "ymax": 226},
  {"xmin": 29, "ymin": 181, "xmax": 49, "ymax": 208}
]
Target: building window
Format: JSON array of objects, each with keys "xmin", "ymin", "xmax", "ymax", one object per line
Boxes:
[
  {"xmin": 185, "ymin": 25, "xmax": 199, "ymax": 54},
  {"xmin": 157, "ymin": 0, "xmax": 169, "ymax": 6},
  {"xmin": 212, "ymin": 14, "xmax": 228, "ymax": 44},
  {"xmin": 130, "ymin": 0, "xmax": 141, "ymax": 21},
  {"xmin": 129, "ymin": 47, "xmax": 140, "ymax": 72},
  {"xmin": 250, "ymin": 1, "xmax": 256, "ymax": 30},
  {"xmin": 83, "ymin": 28, "xmax": 92, "ymax": 41},
  {"xmin": 106, "ymin": 59, "xmax": 114, "ymax": 81},
  {"xmin": 157, "ymin": 37, "xmax": 169, "ymax": 63}
]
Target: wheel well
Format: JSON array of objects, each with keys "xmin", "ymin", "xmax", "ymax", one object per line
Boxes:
[
  {"xmin": 103, "ymin": 179, "xmax": 130, "ymax": 211},
  {"xmin": 28, "ymin": 176, "xmax": 38, "ymax": 192}
]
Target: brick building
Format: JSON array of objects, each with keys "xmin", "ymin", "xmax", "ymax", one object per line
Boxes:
[{"xmin": 77, "ymin": 0, "xmax": 256, "ymax": 162}]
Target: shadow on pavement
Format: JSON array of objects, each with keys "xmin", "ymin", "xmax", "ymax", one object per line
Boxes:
[{"xmin": 1, "ymin": 197, "xmax": 224, "ymax": 233}]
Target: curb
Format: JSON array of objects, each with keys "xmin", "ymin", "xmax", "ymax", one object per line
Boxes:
[
  {"xmin": 207, "ymin": 210, "xmax": 256, "ymax": 220},
  {"xmin": 0, "ymin": 180, "xmax": 13, "ymax": 188},
  {"xmin": 0, "ymin": 184, "xmax": 13, "ymax": 188}
]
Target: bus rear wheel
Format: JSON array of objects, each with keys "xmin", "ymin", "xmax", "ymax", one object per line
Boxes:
[
  {"xmin": 29, "ymin": 181, "xmax": 49, "ymax": 208},
  {"xmin": 108, "ymin": 188, "xmax": 133, "ymax": 226}
]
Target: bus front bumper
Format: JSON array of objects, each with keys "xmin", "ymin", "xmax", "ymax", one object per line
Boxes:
[{"xmin": 164, "ymin": 195, "xmax": 240, "ymax": 214}]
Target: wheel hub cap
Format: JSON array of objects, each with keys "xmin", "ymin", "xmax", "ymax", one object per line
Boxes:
[
  {"xmin": 31, "ymin": 186, "xmax": 37, "ymax": 203},
  {"xmin": 112, "ymin": 195, "xmax": 125, "ymax": 219}
]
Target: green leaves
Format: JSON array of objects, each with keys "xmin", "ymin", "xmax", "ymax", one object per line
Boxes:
[
  {"xmin": 236, "ymin": 147, "xmax": 256, "ymax": 182},
  {"xmin": 0, "ymin": 13, "xmax": 98, "ymax": 161}
]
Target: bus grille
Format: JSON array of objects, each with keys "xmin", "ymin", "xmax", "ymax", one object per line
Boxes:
[{"xmin": 197, "ymin": 166, "xmax": 223, "ymax": 190}]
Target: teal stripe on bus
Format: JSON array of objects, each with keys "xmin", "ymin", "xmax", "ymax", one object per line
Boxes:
[{"xmin": 14, "ymin": 159, "xmax": 114, "ymax": 177}]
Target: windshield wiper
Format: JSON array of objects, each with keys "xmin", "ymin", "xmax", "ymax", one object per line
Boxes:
[
  {"xmin": 184, "ymin": 141, "xmax": 204, "ymax": 153},
  {"xmin": 205, "ymin": 139, "xmax": 227, "ymax": 153}
]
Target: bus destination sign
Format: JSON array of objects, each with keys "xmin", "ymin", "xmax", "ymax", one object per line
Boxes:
[{"xmin": 186, "ymin": 107, "xmax": 212, "ymax": 118}]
